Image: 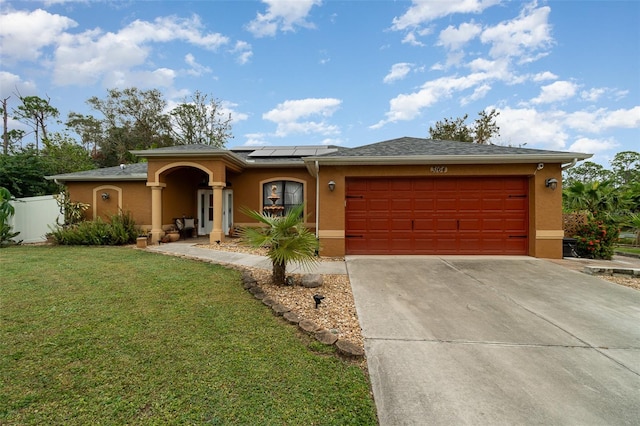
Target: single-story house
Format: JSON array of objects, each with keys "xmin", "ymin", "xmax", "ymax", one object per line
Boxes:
[{"xmin": 47, "ymin": 136, "xmax": 591, "ymax": 259}]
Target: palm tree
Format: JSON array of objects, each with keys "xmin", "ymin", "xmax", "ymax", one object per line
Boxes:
[
  {"xmin": 563, "ymin": 180, "xmax": 630, "ymax": 220},
  {"xmin": 239, "ymin": 204, "xmax": 319, "ymax": 285}
]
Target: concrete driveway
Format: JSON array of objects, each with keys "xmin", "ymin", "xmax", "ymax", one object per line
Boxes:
[{"xmin": 346, "ymin": 256, "xmax": 640, "ymax": 425}]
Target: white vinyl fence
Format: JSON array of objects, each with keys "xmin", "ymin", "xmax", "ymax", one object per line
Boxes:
[{"xmin": 9, "ymin": 195, "xmax": 62, "ymax": 243}]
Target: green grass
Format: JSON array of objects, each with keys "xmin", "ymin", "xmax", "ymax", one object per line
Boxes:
[
  {"xmin": 615, "ymin": 246, "xmax": 640, "ymax": 255},
  {"xmin": 0, "ymin": 246, "xmax": 377, "ymax": 425}
]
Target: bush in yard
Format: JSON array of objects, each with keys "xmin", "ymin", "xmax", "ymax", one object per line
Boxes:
[
  {"xmin": 573, "ymin": 220, "xmax": 619, "ymax": 260},
  {"xmin": 49, "ymin": 211, "xmax": 138, "ymax": 245},
  {"xmin": 0, "ymin": 187, "xmax": 21, "ymax": 247}
]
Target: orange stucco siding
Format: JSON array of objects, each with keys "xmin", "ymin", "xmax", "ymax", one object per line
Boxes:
[
  {"xmin": 67, "ymin": 181, "xmax": 151, "ymax": 227},
  {"xmin": 229, "ymin": 167, "xmax": 317, "ymax": 228}
]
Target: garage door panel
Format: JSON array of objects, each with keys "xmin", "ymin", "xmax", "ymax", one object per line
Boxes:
[
  {"xmin": 345, "ymin": 177, "xmax": 528, "ymax": 255},
  {"xmin": 392, "ymin": 199, "xmax": 412, "ymax": 211},
  {"xmin": 436, "ymin": 199, "xmax": 458, "ymax": 211},
  {"xmin": 390, "ymin": 218, "xmax": 412, "ymax": 231}
]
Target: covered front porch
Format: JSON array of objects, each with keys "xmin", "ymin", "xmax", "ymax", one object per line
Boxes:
[{"xmin": 131, "ymin": 146, "xmax": 244, "ymax": 246}]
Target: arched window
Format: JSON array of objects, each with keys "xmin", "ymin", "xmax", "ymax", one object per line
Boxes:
[{"xmin": 263, "ymin": 180, "xmax": 303, "ymax": 215}]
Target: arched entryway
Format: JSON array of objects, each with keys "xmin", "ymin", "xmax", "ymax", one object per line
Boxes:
[{"xmin": 147, "ymin": 160, "xmax": 229, "ymax": 245}]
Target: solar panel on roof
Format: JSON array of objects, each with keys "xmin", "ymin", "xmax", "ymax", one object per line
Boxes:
[
  {"xmin": 248, "ymin": 149, "xmax": 275, "ymax": 157},
  {"xmin": 292, "ymin": 149, "xmax": 315, "ymax": 155}
]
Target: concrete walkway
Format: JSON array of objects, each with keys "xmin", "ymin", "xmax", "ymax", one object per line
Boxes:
[{"xmin": 146, "ymin": 240, "xmax": 347, "ymax": 275}]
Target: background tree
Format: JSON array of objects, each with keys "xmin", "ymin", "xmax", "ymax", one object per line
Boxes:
[
  {"xmin": 13, "ymin": 95, "xmax": 59, "ymax": 152},
  {"xmin": 428, "ymin": 114, "xmax": 473, "ymax": 142},
  {"xmin": 80, "ymin": 87, "xmax": 173, "ymax": 166},
  {"xmin": 473, "ymin": 109, "xmax": 500, "ymax": 145},
  {"xmin": 429, "ymin": 108, "xmax": 500, "ymax": 144},
  {"xmin": 609, "ymin": 151, "xmax": 640, "ymax": 187},
  {"xmin": 563, "ymin": 161, "xmax": 612, "ymax": 187},
  {"xmin": 66, "ymin": 112, "xmax": 103, "ymax": 158},
  {"xmin": 170, "ymin": 90, "xmax": 233, "ymax": 147},
  {"xmin": 0, "ymin": 146, "xmax": 59, "ymax": 197},
  {"xmin": 42, "ymin": 133, "xmax": 96, "ymax": 175}
]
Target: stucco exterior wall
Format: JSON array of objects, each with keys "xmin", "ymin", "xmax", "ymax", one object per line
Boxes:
[
  {"xmin": 229, "ymin": 167, "xmax": 317, "ymax": 228},
  {"xmin": 67, "ymin": 181, "xmax": 151, "ymax": 227},
  {"xmin": 316, "ymin": 162, "xmax": 565, "ymax": 259}
]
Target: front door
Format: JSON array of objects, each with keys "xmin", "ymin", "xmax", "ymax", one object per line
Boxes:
[
  {"xmin": 197, "ymin": 189, "xmax": 213, "ymax": 236},
  {"xmin": 222, "ymin": 189, "xmax": 233, "ymax": 236}
]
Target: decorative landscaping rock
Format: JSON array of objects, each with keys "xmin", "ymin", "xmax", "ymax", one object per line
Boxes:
[
  {"xmin": 243, "ymin": 281, "xmax": 256, "ymax": 290},
  {"xmin": 248, "ymin": 285, "xmax": 263, "ymax": 295},
  {"xmin": 315, "ymin": 329, "xmax": 338, "ymax": 345},
  {"xmin": 301, "ymin": 274, "xmax": 323, "ymax": 288},
  {"xmin": 261, "ymin": 296, "xmax": 277, "ymax": 307},
  {"xmin": 298, "ymin": 319, "xmax": 321, "ymax": 333},
  {"xmin": 271, "ymin": 303, "xmax": 290, "ymax": 316},
  {"xmin": 335, "ymin": 339, "xmax": 365, "ymax": 358},
  {"xmin": 283, "ymin": 311, "xmax": 300, "ymax": 324}
]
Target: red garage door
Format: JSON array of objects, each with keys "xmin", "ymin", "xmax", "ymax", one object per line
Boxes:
[{"xmin": 345, "ymin": 177, "xmax": 529, "ymax": 255}]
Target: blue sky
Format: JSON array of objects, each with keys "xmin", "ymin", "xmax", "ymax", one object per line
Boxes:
[{"xmin": 1, "ymin": 0, "xmax": 638, "ymax": 166}]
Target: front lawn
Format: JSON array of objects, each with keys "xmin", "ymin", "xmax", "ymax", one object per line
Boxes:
[
  {"xmin": 615, "ymin": 246, "xmax": 640, "ymax": 256},
  {"xmin": 0, "ymin": 246, "xmax": 377, "ymax": 425}
]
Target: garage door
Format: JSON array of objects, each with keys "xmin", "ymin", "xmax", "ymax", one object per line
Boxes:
[{"xmin": 345, "ymin": 177, "xmax": 529, "ymax": 255}]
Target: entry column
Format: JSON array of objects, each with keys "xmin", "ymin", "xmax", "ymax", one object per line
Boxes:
[
  {"xmin": 209, "ymin": 182, "xmax": 225, "ymax": 244},
  {"xmin": 149, "ymin": 183, "xmax": 166, "ymax": 244}
]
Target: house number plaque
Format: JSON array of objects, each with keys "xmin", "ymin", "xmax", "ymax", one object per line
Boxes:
[{"xmin": 430, "ymin": 166, "xmax": 448, "ymax": 173}]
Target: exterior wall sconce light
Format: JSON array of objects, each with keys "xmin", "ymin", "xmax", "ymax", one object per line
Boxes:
[
  {"xmin": 545, "ymin": 178, "xmax": 558, "ymax": 190},
  {"xmin": 101, "ymin": 192, "xmax": 110, "ymax": 200},
  {"xmin": 328, "ymin": 180, "xmax": 336, "ymax": 192}
]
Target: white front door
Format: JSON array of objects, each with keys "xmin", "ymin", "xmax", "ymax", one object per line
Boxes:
[
  {"xmin": 222, "ymin": 189, "xmax": 233, "ymax": 236},
  {"xmin": 197, "ymin": 189, "xmax": 213, "ymax": 236}
]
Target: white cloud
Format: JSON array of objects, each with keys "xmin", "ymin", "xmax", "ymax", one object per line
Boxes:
[
  {"xmin": 460, "ymin": 83, "xmax": 491, "ymax": 105},
  {"xmin": 263, "ymin": 98, "xmax": 341, "ymax": 136},
  {"xmin": 383, "ymin": 63, "xmax": 413, "ymax": 84},
  {"xmin": 184, "ymin": 53, "xmax": 212, "ymax": 76},
  {"xmin": 568, "ymin": 137, "xmax": 619, "ymax": 154},
  {"xmin": 496, "ymin": 107, "xmax": 570, "ymax": 150},
  {"xmin": 600, "ymin": 106, "xmax": 640, "ymax": 129},
  {"xmin": 480, "ymin": 4, "xmax": 553, "ymax": 61},
  {"xmin": 231, "ymin": 41, "xmax": 253, "ymax": 64},
  {"xmin": 220, "ymin": 100, "xmax": 249, "ymax": 123},
  {"xmin": 401, "ymin": 32, "xmax": 425, "ymax": 47},
  {"xmin": 373, "ymin": 70, "xmax": 506, "ymax": 128},
  {"xmin": 51, "ymin": 15, "xmax": 229, "ymax": 86},
  {"xmin": 243, "ymin": 133, "xmax": 270, "ymax": 146},
  {"xmin": 392, "ymin": 0, "xmax": 500, "ymax": 30},
  {"xmin": 0, "ymin": 8, "xmax": 77, "ymax": 63},
  {"xmin": 580, "ymin": 87, "xmax": 609, "ymax": 102},
  {"xmin": 246, "ymin": 0, "xmax": 322, "ymax": 38},
  {"xmin": 531, "ymin": 80, "xmax": 578, "ymax": 104},
  {"xmin": 0, "ymin": 71, "xmax": 37, "ymax": 98},
  {"xmin": 102, "ymin": 68, "xmax": 176, "ymax": 90},
  {"xmin": 532, "ymin": 71, "xmax": 557, "ymax": 82},
  {"xmin": 437, "ymin": 21, "xmax": 482, "ymax": 50}
]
